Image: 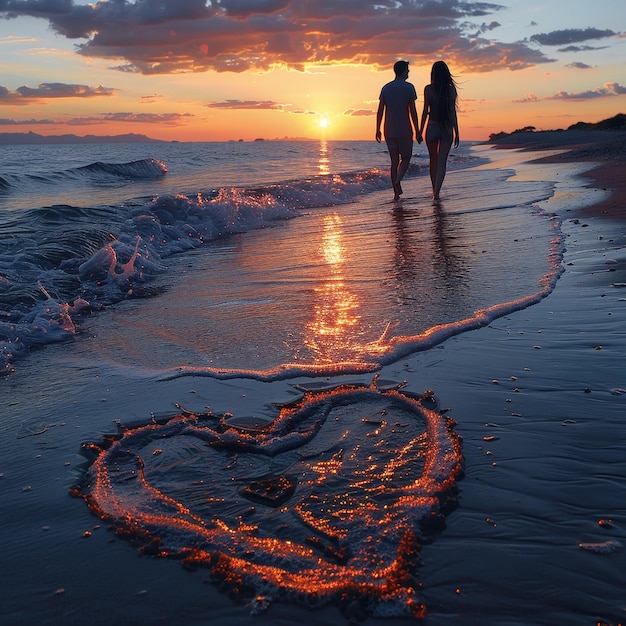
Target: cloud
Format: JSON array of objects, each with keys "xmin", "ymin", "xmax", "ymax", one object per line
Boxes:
[
  {"xmin": 514, "ymin": 81, "xmax": 626, "ymax": 103},
  {"xmin": 557, "ymin": 45, "xmax": 608, "ymax": 52},
  {"xmin": 0, "ymin": 0, "xmax": 557, "ymax": 74},
  {"xmin": 0, "ymin": 82, "xmax": 116, "ymax": 104},
  {"xmin": 206, "ymin": 100, "xmax": 287, "ymax": 110},
  {"xmin": 0, "ymin": 35, "xmax": 38, "ymax": 44},
  {"xmin": 102, "ymin": 111, "xmax": 192, "ymax": 122},
  {"xmin": 0, "ymin": 111, "xmax": 193, "ymax": 126},
  {"xmin": 530, "ymin": 27, "xmax": 616, "ymax": 46},
  {"xmin": 469, "ymin": 20, "xmax": 501, "ymax": 37},
  {"xmin": 549, "ymin": 82, "xmax": 626, "ymax": 100},
  {"xmin": 17, "ymin": 83, "xmax": 115, "ymax": 97},
  {"xmin": 66, "ymin": 112, "xmax": 193, "ymax": 125},
  {"xmin": 512, "ymin": 93, "xmax": 540, "ymax": 103},
  {"xmin": 0, "ymin": 117, "xmax": 56, "ymax": 125},
  {"xmin": 566, "ymin": 61, "xmax": 592, "ymax": 69},
  {"xmin": 344, "ymin": 108, "xmax": 375, "ymax": 117}
]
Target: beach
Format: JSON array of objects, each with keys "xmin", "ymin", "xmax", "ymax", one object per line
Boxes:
[
  {"xmin": 1, "ymin": 132, "xmax": 625, "ymax": 625},
  {"xmin": 489, "ymin": 128, "xmax": 626, "ymax": 218}
]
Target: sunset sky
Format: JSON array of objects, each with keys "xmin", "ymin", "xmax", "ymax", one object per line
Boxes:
[{"xmin": 1, "ymin": 0, "xmax": 624, "ymax": 142}]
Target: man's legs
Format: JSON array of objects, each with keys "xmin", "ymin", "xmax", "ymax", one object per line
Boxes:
[
  {"xmin": 385, "ymin": 139, "xmax": 400, "ymax": 197},
  {"xmin": 395, "ymin": 137, "xmax": 413, "ymax": 197},
  {"xmin": 386, "ymin": 138, "xmax": 413, "ymax": 200}
]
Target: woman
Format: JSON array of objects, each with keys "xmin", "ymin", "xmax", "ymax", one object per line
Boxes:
[{"xmin": 419, "ymin": 61, "xmax": 459, "ymax": 201}]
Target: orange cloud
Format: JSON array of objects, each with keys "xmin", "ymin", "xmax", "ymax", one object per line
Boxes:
[
  {"xmin": 513, "ymin": 82, "xmax": 626, "ymax": 103},
  {"xmin": 0, "ymin": 82, "xmax": 116, "ymax": 104},
  {"xmin": 1, "ymin": 0, "xmax": 557, "ymax": 75},
  {"xmin": 0, "ymin": 111, "xmax": 191, "ymax": 127},
  {"xmin": 344, "ymin": 108, "xmax": 374, "ymax": 117},
  {"xmin": 206, "ymin": 100, "xmax": 287, "ymax": 110},
  {"xmin": 550, "ymin": 82, "xmax": 626, "ymax": 100}
]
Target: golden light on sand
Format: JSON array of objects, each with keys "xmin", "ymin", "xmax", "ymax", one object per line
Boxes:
[{"xmin": 73, "ymin": 380, "xmax": 463, "ymax": 620}]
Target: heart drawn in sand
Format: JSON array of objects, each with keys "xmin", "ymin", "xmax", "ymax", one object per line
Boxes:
[{"xmin": 73, "ymin": 378, "xmax": 463, "ymax": 620}]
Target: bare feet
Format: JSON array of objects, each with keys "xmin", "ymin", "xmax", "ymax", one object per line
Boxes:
[{"xmin": 393, "ymin": 181, "xmax": 403, "ymax": 201}]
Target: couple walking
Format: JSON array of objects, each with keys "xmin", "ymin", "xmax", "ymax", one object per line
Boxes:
[{"xmin": 376, "ymin": 60, "xmax": 459, "ymax": 202}]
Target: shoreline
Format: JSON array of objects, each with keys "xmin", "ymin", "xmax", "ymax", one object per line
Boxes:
[
  {"xmin": 396, "ymin": 131, "xmax": 626, "ymax": 623},
  {"xmin": 486, "ymin": 129, "xmax": 626, "ymax": 219}
]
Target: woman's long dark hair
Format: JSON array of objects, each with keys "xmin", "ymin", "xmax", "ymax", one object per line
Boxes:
[{"xmin": 431, "ymin": 61, "xmax": 458, "ymax": 129}]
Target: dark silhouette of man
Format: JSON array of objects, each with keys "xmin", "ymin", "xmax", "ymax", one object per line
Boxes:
[{"xmin": 376, "ymin": 60, "xmax": 421, "ymax": 200}]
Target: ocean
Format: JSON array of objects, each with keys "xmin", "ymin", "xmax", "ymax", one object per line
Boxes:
[
  {"xmin": 0, "ymin": 140, "xmax": 561, "ymax": 377},
  {"xmin": 2, "ymin": 139, "xmax": 623, "ymax": 625}
]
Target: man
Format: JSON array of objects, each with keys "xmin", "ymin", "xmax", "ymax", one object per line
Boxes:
[{"xmin": 376, "ymin": 60, "xmax": 421, "ymax": 201}]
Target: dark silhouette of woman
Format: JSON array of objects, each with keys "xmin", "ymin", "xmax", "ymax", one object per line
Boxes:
[{"xmin": 419, "ymin": 61, "xmax": 459, "ymax": 201}]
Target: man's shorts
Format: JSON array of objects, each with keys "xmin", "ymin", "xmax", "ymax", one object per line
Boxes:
[
  {"xmin": 385, "ymin": 137, "xmax": 413, "ymax": 158},
  {"xmin": 426, "ymin": 122, "xmax": 453, "ymax": 143}
]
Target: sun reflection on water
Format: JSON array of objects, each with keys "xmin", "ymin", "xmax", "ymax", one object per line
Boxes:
[
  {"xmin": 318, "ymin": 139, "xmax": 330, "ymax": 176},
  {"xmin": 304, "ymin": 214, "xmax": 392, "ymax": 364}
]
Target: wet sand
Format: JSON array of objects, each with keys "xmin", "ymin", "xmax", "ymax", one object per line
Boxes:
[
  {"xmin": 401, "ymin": 130, "xmax": 626, "ymax": 624},
  {"xmin": 489, "ymin": 128, "xmax": 626, "ymax": 218}
]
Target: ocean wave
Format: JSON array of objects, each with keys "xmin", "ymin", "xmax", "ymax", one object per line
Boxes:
[
  {"xmin": 0, "ymin": 158, "xmax": 167, "ymax": 195},
  {"xmin": 76, "ymin": 158, "xmax": 168, "ymax": 179},
  {"xmin": 0, "ymin": 166, "xmax": 412, "ymax": 374}
]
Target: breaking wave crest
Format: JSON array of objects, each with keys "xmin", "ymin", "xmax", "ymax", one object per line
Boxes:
[{"xmin": 76, "ymin": 158, "xmax": 168, "ymax": 179}]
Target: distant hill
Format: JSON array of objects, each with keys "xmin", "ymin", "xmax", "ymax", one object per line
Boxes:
[
  {"xmin": 0, "ymin": 131, "xmax": 163, "ymax": 145},
  {"xmin": 567, "ymin": 113, "xmax": 626, "ymax": 131},
  {"xmin": 489, "ymin": 113, "xmax": 625, "ymax": 141}
]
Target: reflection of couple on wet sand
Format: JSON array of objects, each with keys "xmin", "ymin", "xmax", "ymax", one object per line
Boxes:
[{"xmin": 376, "ymin": 60, "xmax": 459, "ymax": 202}]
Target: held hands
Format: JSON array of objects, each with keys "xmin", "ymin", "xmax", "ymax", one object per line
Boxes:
[{"xmin": 416, "ymin": 131, "xmax": 423, "ymax": 145}]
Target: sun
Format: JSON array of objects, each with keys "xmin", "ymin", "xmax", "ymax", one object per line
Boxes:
[{"xmin": 318, "ymin": 117, "xmax": 329, "ymax": 129}]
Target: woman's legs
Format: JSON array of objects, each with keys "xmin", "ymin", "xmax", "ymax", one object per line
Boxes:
[
  {"xmin": 426, "ymin": 136, "xmax": 439, "ymax": 198},
  {"xmin": 433, "ymin": 138, "xmax": 453, "ymax": 200},
  {"xmin": 426, "ymin": 123, "xmax": 453, "ymax": 200}
]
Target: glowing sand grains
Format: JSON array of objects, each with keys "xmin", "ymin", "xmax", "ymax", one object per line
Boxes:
[{"xmin": 73, "ymin": 379, "xmax": 463, "ymax": 619}]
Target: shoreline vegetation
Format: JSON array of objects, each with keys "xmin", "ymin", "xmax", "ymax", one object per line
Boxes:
[{"xmin": 487, "ymin": 112, "xmax": 625, "ymax": 142}]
